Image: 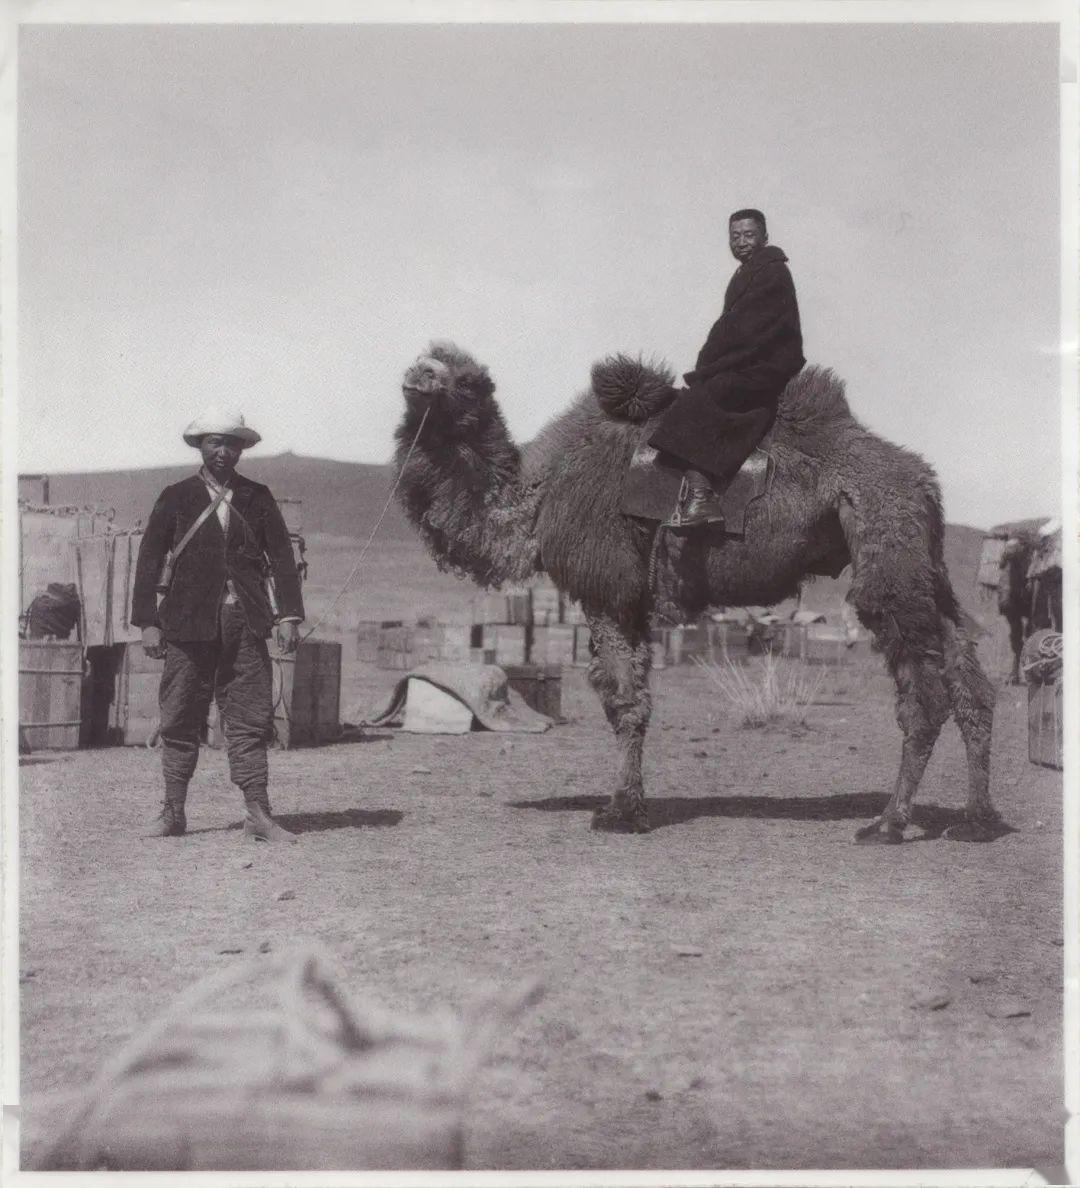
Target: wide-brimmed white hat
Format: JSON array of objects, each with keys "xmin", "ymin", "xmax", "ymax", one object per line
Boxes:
[{"xmin": 182, "ymin": 406, "xmax": 262, "ymax": 449}]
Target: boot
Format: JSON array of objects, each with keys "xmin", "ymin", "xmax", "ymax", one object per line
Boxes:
[
  {"xmin": 243, "ymin": 791, "xmax": 298, "ymax": 844},
  {"xmin": 147, "ymin": 784, "xmax": 187, "ymax": 838},
  {"xmin": 669, "ymin": 469, "xmax": 726, "ymax": 531}
]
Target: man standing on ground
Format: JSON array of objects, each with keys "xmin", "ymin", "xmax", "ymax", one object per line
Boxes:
[
  {"xmin": 649, "ymin": 208, "xmax": 806, "ymax": 529},
  {"xmin": 131, "ymin": 408, "xmax": 305, "ymax": 842}
]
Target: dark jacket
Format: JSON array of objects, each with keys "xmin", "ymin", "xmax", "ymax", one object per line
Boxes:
[
  {"xmin": 131, "ymin": 472, "xmax": 304, "ymax": 642},
  {"xmin": 649, "ymin": 244, "xmax": 805, "ymax": 479}
]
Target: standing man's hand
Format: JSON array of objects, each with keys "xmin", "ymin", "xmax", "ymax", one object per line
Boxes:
[
  {"xmin": 275, "ymin": 621, "xmax": 300, "ymax": 654},
  {"xmin": 141, "ymin": 626, "xmax": 166, "ymax": 660}
]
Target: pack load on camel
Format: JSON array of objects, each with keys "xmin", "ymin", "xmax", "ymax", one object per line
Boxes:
[{"xmin": 393, "ymin": 342, "xmax": 1003, "ymax": 844}]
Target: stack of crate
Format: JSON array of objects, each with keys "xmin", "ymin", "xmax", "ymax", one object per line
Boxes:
[{"xmin": 355, "ymin": 580, "xmax": 592, "ymax": 670}]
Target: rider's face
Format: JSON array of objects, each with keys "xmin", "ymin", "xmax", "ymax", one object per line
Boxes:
[{"xmin": 729, "ymin": 218, "xmax": 767, "ymax": 264}]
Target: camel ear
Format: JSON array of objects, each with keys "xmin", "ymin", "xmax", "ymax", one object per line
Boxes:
[{"xmin": 457, "ymin": 365, "xmax": 495, "ymax": 401}]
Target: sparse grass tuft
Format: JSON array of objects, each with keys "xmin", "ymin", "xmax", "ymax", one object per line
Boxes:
[{"xmin": 694, "ymin": 651, "xmax": 826, "ymax": 729}]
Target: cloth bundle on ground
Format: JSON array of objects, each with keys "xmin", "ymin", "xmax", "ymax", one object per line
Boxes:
[
  {"xmin": 25, "ymin": 945, "xmax": 542, "ymax": 1171},
  {"xmin": 24, "ymin": 582, "xmax": 81, "ymax": 640},
  {"xmin": 363, "ymin": 663, "xmax": 554, "ymax": 734}
]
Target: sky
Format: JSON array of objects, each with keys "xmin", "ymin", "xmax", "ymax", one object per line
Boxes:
[{"xmin": 15, "ymin": 13, "xmax": 1063, "ymax": 529}]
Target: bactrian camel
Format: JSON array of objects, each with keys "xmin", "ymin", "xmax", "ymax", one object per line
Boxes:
[{"xmin": 394, "ymin": 342, "xmax": 1003, "ymax": 843}]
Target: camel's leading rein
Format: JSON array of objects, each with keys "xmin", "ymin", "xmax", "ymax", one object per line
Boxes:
[{"xmin": 299, "ymin": 404, "xmax": 431, "ymax": 643}]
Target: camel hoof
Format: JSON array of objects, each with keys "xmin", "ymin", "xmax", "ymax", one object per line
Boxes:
[
  {"xmin": 591, "ymin": 806, "xmax": 651, "ymax": 834},
  {"xmin": 854, "ymin": 819, "xmax": 904, "ymax": 845},
  {"xmin": 944, "ymin": 817, "xmax": 1009, "ymax": 843}
]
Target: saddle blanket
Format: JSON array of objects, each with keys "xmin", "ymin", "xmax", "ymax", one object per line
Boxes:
[{"xmin": 621, "ymin": 419, "xmax": 774, "ymax": 535}]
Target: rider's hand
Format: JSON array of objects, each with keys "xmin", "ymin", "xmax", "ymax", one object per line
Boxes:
[
  {"xmin": 141, "ymin": 626, "xmax": 166, "ymax": 660},
  {"xmin": 275, "ymin": 621, "xmax": 300, "ymax": 655}
]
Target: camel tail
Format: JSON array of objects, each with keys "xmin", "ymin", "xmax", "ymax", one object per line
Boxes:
[{"xmin": 921, "ymin": 473, "xmax": 978, "ymax": 633}]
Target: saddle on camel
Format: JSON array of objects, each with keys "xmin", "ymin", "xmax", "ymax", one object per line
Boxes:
[{"xmin": 619, "ymin": 208, "xmax": 805, "ymax": 532}]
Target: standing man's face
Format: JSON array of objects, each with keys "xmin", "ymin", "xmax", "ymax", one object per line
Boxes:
[
  {"xmin": 199, "ymin": 434, "xmax": 243, "ymax": 481},
  {"xmin": 729, "ymin": 218, "xmax": 767, "ymax": 264}
]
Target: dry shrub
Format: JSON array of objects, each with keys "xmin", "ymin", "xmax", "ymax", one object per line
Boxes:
[{"xmin": 694, "ymin": 651, "xmax": 826, "ymax": 729}]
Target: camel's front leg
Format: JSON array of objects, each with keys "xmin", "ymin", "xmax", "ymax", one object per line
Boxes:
[
  {"xmin": 585, "ymin": 613, "xmax": 653, "ymax": 834},
  {"xmin": 856, "ymin": 655, "xmax": 950, "ymax": 845}
]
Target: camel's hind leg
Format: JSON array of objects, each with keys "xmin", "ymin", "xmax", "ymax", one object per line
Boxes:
[
  {"xmin": 939, "ymin": 615, "xmax": 1004, "ymax": 842},
  {"xmin": 586, "ymin": 612, "xmax": 652, "ymax": 834},
  {"xmin": 855, "ymin": 649, "xmax": 951, "ymax": 845},
  {"xmin": 840, "ymin": 492, "xmax": 1002, "ymax": 845},
  {"xmin": 853, "ymin": 616, "xmax": 1003, "ymax": 844}
]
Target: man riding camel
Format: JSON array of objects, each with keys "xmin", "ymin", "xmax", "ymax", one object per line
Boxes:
[
  {"xmin": 131, "ymin": 408, "xmax": 305, "ymax": 843},
  {"xmin": 649, "ymin": 208, "xmax": 805, "ymax": 529}
]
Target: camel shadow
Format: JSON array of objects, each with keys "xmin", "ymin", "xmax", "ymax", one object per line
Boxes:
[
  {"xmin": 510, "ymin": 791, "xmax": 993, "ymax": 840},
  {"xmin": 190, "ymin": 808, "xmax": 403, "ymax": 836}
]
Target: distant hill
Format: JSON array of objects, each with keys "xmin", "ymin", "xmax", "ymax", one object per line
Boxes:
[
  {"xmin": 26, "ymin": 453, "xmax": 996, "ymax": 607},
  {"xmin": 33, "ymin": 452, "xmax": 411, "ymax": 541}
]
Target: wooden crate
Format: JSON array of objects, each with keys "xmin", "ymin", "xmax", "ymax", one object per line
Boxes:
[
  {"xmin": 436, "ymin": 625, "xmax": 473, "ymax": 663},
  {"xmin": 108, "ymin": 531, "xmax": 145, "ymax": 645},
  {"xmin": 506, "ymin": 591, "xmax": 533, "ymax": 626},
  {"xmin": 706, "ymin": 622, "xmax": 753, "ymax": 665},
  {"xmin": 356, "ymin": 621, "xmax": 382, "ymax": 663},
  {"xmin": 1028, "ymin": 679, "xmax": 1063, "ymax": 769},
  {"xmin": 73, "ymin": 534, "xmax": 114, "ymax": 647},
  {"xmin": 472, "ymin": 593, "xmax": 510, "ymax": 625},
  {"xmin": 530, "ymin": 624, "xmax": 576, "ymax": 666},
  {"xmin": 482, "ymin": 624, "xmax": 528, "ymax": 666},
  {"xmin": 563, "ymin": 600, "xmax": 587, "ymax": 626},
  {"xmin": 18, "ymin": 474, "xmax": 50, "ymax": 504},
  {"xmin": 504, "ymin": 664, "xmax": 562, "ymax": 719},
  {"xmin": 531, "ymin": 585, "xmax": 562, "ymax": 626},
  {"xmin": 410, "ymin": 623, "xmax": 443, "ymax": 664},
  {"xmin": 86, "ymin": 642, "xmax": 166, "ymax": 747},
  {"xmin": 376, "ymin": 624, "xmax": 412, "ymax": 670},
  {"xmin": 780, "ymin": 622, "xmax": 808, "ymax": 661},
  {"xmin": 571, "ymin": 624, "xmax": 592, "ymax": 667},
  {"xmin": 19, "ymin": 641, "xmax": 86, "ymax": 750},
  {"xmin": 272, "ymin": 640, "xmax": 341, "ymax": 749},
  {"xmin": 804, "ymin": 628, "xmax": 853, "ymax": 666},
  {"xmin": 20, "ymin": 511, "xmax": 80, "ymax": 615}
]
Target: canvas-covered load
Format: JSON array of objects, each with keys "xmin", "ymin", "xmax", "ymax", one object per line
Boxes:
[{"xmin": 364, "ymin": 663, "xmax": 553, "ymax": 734}]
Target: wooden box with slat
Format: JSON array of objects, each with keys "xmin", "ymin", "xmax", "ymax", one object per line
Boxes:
[
  {"xmin": 19, "ymin": 641, "xmax": 87, "ymax": 750},
  {"xmin": 1028, "ymin": 679, "xmax": 1063, "ymax": 770},
  {"xmin": 530, "ymin": 625, "xmax": 576, "ymax": 666},
  {"xmin": 272, "ymin": 640, "xmax": 342, "ymax": 749},
  {"xmin": 108, "ymin": 642, "xmax": 164, "ymax": 747}
]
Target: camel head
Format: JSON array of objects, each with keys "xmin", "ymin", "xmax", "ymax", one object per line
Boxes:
[{"xmin": 402, "ymin": 341, "xmax": 495, "ymax": 421}]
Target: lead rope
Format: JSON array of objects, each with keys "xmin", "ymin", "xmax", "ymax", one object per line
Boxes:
[{"xmin": 299, "ymin": 405, "xmax": 431, "ymax": 644}]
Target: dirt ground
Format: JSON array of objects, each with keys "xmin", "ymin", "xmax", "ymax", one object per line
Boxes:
[{"xmin": 18, "ymin": 637, "xmax": 1064, "ymax": 1172}]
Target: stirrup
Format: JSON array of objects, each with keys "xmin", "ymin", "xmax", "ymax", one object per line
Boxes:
[{"xmin": 663, "ymin": 477, "xmax": 725, "ymax": 531}]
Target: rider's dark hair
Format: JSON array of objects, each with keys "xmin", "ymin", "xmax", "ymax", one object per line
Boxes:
[{"xmin": 729, "ymin": 209, "xmax": 767, "ymax": 235}]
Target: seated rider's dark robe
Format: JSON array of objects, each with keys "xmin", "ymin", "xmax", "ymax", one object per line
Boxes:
[{"xmin": 648, "ymin": 243, "xmax": 805, "ymax": 480}]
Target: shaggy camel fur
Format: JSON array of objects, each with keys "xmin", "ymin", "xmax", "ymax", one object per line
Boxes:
[{"xmin": 394, "ymin": 342, "xmax": 1003, "ymax": 843}]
